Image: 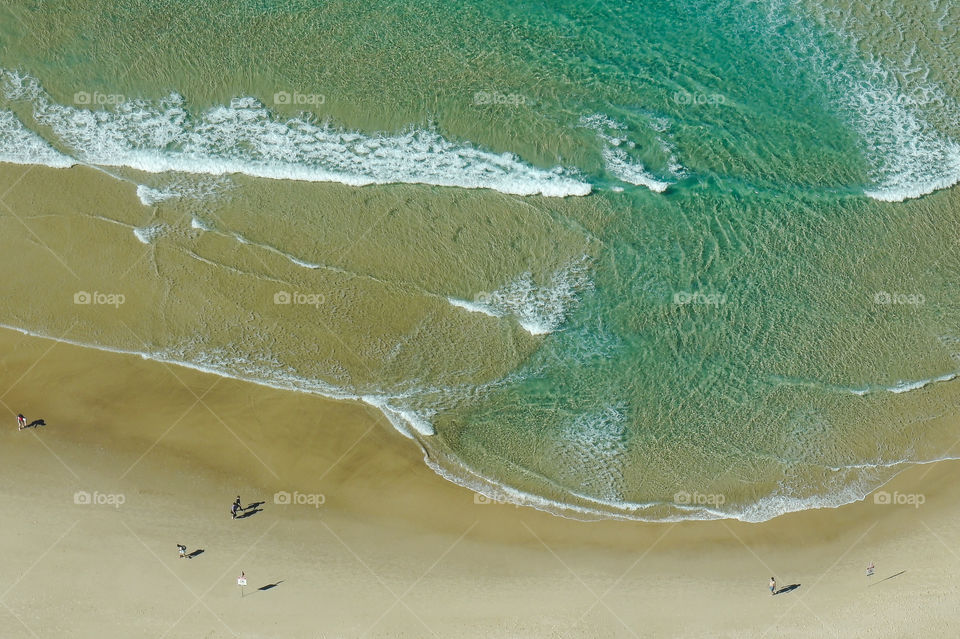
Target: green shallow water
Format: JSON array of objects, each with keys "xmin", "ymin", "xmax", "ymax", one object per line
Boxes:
[{"xmin": 1, "ymin": 0, "xmax": 959, "ymax": 520}]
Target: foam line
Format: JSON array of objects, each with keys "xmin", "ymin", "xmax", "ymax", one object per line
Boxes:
[{"xmin": 1, "ymin": 70, "xmax": 591, "ymax": 198}]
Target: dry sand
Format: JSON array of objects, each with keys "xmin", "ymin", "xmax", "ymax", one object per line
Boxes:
[{"xmin": 0, "ymin": 326, "xmax": 958, "ymax": 638}]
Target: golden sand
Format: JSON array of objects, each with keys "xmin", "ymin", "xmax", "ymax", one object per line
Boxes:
[{"xmin": 0, "ymin": 326, "xmax": 958, "ymax": 638}]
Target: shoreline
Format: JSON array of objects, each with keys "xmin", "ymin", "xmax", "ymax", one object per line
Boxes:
[
  {"xmin": 2, "ymin": 326, "xmax": 959, "ymax": 637},
  {"xmin": 8, "ymin": 321, "xmax": 957, "ymax": 526}
]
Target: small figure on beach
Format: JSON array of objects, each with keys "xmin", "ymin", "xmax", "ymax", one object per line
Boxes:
[
  {"xmin": 177, "ymin": 544, "xmax": 187, "ymax": 559},
  {"xmin": 866, "ymin": 562, "xmax": 875, "ymax": 577},
  {"xmin": 17, "ymin": 414, "xmax": 26, "ymax": 430},
  {"xmin": 769, "ymin": 577, "xmax": 776, "ymax": 595},
  {"xmin": 231, "ymin": 496, "xmax": 244, "ymax": 519}
]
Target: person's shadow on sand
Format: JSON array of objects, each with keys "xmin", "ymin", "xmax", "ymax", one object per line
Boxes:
[
  {"xmin": 774, "ymin": 584, "xmax": 801, "ymax": 595},
  {"xmin": 258, "ymin": 581, "xmax": 284, "ymax": 591},
  {"xmin": 26, "ymin": 419, "xmax": 46, "ymax": 428},
  {"xmin": 185, "ymin": 549, "xmax": 205, "ymax": 559},
  {"xmin": 237, "ymin": 505, "xmax": 264, "ymax": 519}
]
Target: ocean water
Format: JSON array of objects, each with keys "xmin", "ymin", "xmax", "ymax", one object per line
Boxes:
[{"xmin": 1, "ymin": 0, "xmax": 960, "ymax": 521}]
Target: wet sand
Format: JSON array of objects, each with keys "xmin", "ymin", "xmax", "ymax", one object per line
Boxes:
[{"xmin": 1, "ymin": 325, "xmax": 958, "ymax": 638}]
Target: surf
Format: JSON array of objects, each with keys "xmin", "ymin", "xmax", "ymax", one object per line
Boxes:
[{"xmin": 1, "ymin": 70, "xmax": 591, "ymax": 198}]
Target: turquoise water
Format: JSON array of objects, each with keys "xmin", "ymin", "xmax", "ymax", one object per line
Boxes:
[{"xmin": 1, "ymin": 0, "xmax": 959, "ymax": 520}]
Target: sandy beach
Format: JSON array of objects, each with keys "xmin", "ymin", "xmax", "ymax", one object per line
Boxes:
[
  {"xmin": 3, "ymin": 0, "xmax": 960, "ymax": 635},
  {"xmin": 0, "ymin": 325, "xmax": 957, "ymax": 638}
]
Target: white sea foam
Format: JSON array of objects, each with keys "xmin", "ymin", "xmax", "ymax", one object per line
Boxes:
[
  {"xmin": 765, "ymin": 1, "xmax": 960, "ymax": 202},
  {"xmin": 770, "ymin": 370, "xmax": 960, "ymax": 396},
  {"xmin": 1, "ymin": 70, "xmax": 590, "ymax": 198},
  {"xmin": 850, "ymin": 371, "xmax": 960, "ymax": 395},
  {"xmin": 0, "ymin": 109, "xmax": 74, "ymax": 168},
  {"xmin": 883, "ymin": 371, "xmax": 958, "ymax": 394},
  {"xmin": 133, "ymin": 223, "xmax": 167, "ymax": 244},
  {"xmin": 445, "ymin": 297, "xmax": 504, "ymax": 318},
  {"xmin": 362, "ymin": 395, "xmax": 436, "ymax": 437},
  {"xmin": 601, "ymin": 147, "xmax": 672, "ymax": 192},
  {"xmin": 849, "ymin": 68, "xmax": 960, "ymax": 202},
  {"xmin": 552, "ymin": 406, "xmax": 628, "ymax": 501},
  {"xmin": 136, "ymin": 176, "xmax": 233, "ymax": 206},
  {"xmin": 136, "ymin": 185, "xmax": 169, "ymax": 206},
  {"xmin": 448, "ymin": 256, "xmax": 593, "ymax": 335},
  {"xmin": 579, "ymin": 114, "xmax": 677, "ymax": 192},
  {"xmin": 422, "ymin": 441, "xmax": 946, "ymax": 523}
]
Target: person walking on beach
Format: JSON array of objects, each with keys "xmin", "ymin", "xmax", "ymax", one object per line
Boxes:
[
  {"xmin": 177, "ymin": 544, "xmax": 187, "ymax": 559},
  {"xmin": 232, "ymin": 496, "xmax": 244, "ymax": 518},
  {"xmin": 17, "ymin": 414, "xmax": 26, "ymax": 430},
  {"xmin": 769, "ymin": 577, "xmax": 777, "ymax": 595}
]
